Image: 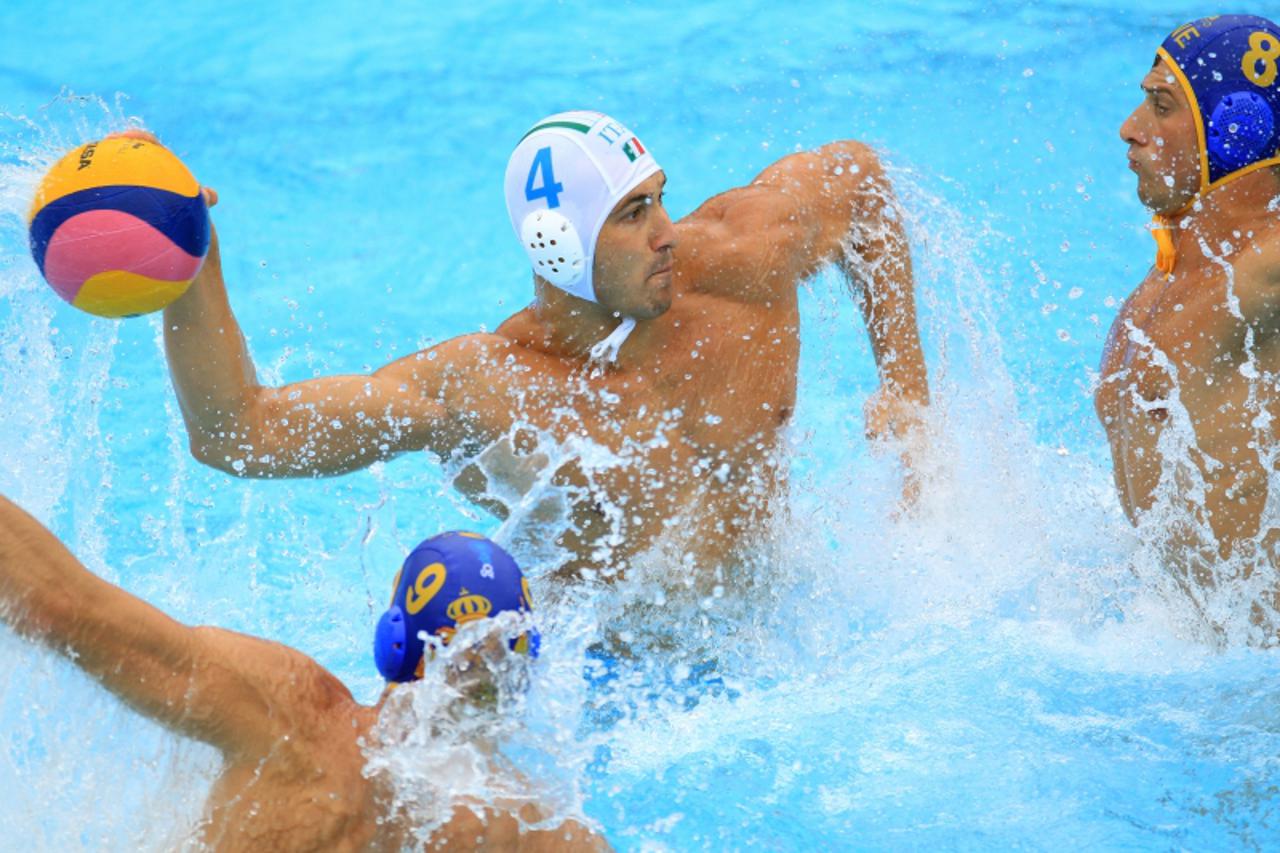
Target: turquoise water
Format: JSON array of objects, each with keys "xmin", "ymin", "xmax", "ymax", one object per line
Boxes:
[{"xmin": 2, "ymin": 0, "xmax": 1280, "ymax": 848}]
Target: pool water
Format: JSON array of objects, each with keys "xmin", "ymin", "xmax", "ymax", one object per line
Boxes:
[{"xmin": 2, "ymin": 0, "xmax": 1280, "ymax": 848}]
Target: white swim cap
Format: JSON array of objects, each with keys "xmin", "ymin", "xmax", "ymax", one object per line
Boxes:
[{"xmin": 504, "ymin": 111, "xmax": 662, "ymax": 305}]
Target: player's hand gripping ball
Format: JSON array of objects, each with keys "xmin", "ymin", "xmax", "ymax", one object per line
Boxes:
[{"xmin": 27, "ymin": 137, "xmax": 210, "ymax": 317}]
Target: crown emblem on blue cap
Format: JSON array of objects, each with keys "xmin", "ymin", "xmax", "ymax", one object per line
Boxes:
[{"xmin": 447, "ymin": 588, "xmax": 493, "ymax": 625}]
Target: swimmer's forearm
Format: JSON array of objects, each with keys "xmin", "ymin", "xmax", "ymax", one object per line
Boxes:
[
  {"xmin": 840, "ymin": 164, "xmax": 928, "ymax": 406},
  {"xmin": 863, "ymin": 266, "xmax": 929, "ymax": 405},
  {"xmin": 163, "ymin": 228, "xmax": 265, "ymax": 451}
]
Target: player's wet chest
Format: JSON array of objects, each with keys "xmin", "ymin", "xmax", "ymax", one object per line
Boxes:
[
  {"xmin": 648, "ymin": 306, "xmax": 798, "ymax": 439},
  {"xmin": 498, "ymin": 307, "xmax": 798, "ymax": 456},
  {"xmin": 1101, "ymin": 269, "xmax": 1247, "ymax": 395}
]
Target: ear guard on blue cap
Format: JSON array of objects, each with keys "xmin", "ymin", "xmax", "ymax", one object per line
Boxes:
[
  {"xmin": 374, "ymin": 606, "xmax": 411, "ymax": 681},
  {"xmin": 373, "ymin": 532, "xmax": 539, "ymax": 683},
  {"xmin": 1207, "ymin": 92, "xmax": 1276, "ymax": 173}
]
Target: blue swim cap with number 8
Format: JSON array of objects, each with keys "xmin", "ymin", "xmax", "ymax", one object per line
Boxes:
[
  {"xmin": 1159, "ymin": 15, "xmax": 1280, "ymax": 193},
  {"xmin": 373, "ymin": 532, "xmax": 538, "ymax": 683}
]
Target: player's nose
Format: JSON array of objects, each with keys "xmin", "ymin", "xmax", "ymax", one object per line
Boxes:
[
  {"xmin": 1119, "ymin": 107, "xmax": 1146, "ymax": 146},
  {"xmin": 651, "ymin": 203, "xmax": 677, "ymax": 253}
]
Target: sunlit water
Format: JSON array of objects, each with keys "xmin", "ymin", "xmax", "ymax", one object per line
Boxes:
[{"xmin": 2, "ymin": 1, "xmax": 1280, "ymax": 849}]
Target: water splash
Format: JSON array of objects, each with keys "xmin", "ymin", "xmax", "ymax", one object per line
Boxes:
[
  {"xmin": 0, "ymin": 97, "xmax": 1278, "ymax": 849},
  {"xmin": 363, "ymin": 612, "xmax": 602, "ymax": 843}
]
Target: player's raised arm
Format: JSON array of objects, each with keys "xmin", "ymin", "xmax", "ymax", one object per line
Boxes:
[
  {"xmin": 0, "ymin": 495, "xmax": 347, "ymax": 759},
  {"xmin": 766, "ymin": 142, "xmax": 928, "ymax": 417},
  {"xmin": 721, "ymin": 142, "xmax": 931, "ymax": 450},
  {"xmin": 162, "ymin": 227, "xmax": 466, "ymax": 477},
  {"xmin": 90, "ymin": 131, "xmax": 485, "ymax": 480}
]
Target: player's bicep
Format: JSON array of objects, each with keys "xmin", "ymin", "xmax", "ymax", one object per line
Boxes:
[
  {"xmin": 757, "ymin": 142, "xmax": 896, "ymax": 251},
  {"xmin": 677, "ymin": 186, "xmax": 817, "ymax": 301}
]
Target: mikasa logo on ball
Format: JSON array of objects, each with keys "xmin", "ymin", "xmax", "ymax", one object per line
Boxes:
[{"xmin": 77, "ymin": 142, "xmax": 97, "ymax": 171}]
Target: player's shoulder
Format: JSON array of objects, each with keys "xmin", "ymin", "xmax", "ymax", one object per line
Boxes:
[
  {"xmin": 753, "ymin": 140, "xmax": 885, "ymax": 203},
  {"xmin": 768, "ymin": 139, "xmax": 882, "ymax": 181},
  {"xmin": 434, "ymin": 330, "xmax": 522, "ymax": 361},
  {"xmin": 682, "ymin": 140, "xmax": 885, "ymax": 232},
  {"xmin": 187, "ymin": 626, "xmax": 360, "ymax": 750}
]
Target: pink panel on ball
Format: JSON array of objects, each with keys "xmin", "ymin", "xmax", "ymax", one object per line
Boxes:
[{"xmin": 42, "ymin": 210, "xmax": 203, "ymax": 302}]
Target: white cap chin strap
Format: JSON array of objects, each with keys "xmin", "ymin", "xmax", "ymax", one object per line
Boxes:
[{"xmin": 588, "ymin": 317, "xmax": 637, "ymax": 364}]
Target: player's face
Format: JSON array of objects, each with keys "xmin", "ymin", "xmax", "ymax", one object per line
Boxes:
[
  {"xmin": 592, "ymin": 172, "xmax": 677, "ymax": 319},
  {"xmin": 443, "ymin": 632, "xmax": 515, "ymax": 711},
  {"xmin": 1120, "ymin": 60, "xmax": 1202, "ymax": 214}
]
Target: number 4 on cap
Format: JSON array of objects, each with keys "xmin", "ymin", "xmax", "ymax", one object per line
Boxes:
[{"xmin": 524, "ymin": 146, "xmax": 564, "ymax": 209}]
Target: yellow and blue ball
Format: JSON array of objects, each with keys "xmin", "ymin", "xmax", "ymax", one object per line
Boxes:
[{"xmin": 27, "ymin": 137, "xmax": 210, "ymax": 318}]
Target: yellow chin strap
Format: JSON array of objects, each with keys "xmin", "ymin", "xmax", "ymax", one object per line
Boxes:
[
  {"xmin": 1151, "ymin": 214, "xmax": 1177, "ymax": 277},
  {"xmin": 1145, "ymin": 46, "xmax": 1280, "ymax": 280}
]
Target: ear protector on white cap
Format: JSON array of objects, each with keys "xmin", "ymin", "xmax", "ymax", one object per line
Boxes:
[
  {"xmin": 504, "ymin": 111, "xmax": 662, "ymax": 305},
  {"xmin": 519, "ymin": 209, "xmax": 585, "ymax": 288}
]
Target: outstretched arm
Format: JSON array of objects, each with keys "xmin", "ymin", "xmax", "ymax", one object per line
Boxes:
[
  {"xmin": 163, "ymin": 226, "xmax": 459, "ymax": 477},
  {"xmin": 103, "ymin": 130, "xmax": 494, "ymax": 479},
  {"xmin": 0, "ymin": 495, "xmax": 350, "ymax": 758}
]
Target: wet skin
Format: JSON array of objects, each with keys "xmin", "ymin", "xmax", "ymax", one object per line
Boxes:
[
  {"xmin": 1096, "ymin": 60, "xmax": 1280, "ymax": 580},
  {"xmin": 0, "ymin": 495, "xmax": 606, "ymax": 851},
  {"xmin": 156, "ymin": 134, "xmax": 927, "ymax": 581}
]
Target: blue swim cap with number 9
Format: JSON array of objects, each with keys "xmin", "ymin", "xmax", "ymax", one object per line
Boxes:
[
  {"xmin": 504, "ymin": 110, "xmax": 662, "ymax": 304},
  {"xmin": 373, "ymin": 532, "xmax": 538, "ymax": 683}
]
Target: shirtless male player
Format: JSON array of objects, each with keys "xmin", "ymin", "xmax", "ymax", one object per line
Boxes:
[
  {"xmin": 1098, "ymin": 16, "xmax": 1280, "ymax": 617},
  {"xmin": 152, "ymin": 111, "xmax": 928, "ymax": 580},
  {"xmin": 0, "ymin": 494, "xmax": 605, "ymax": 850}
]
